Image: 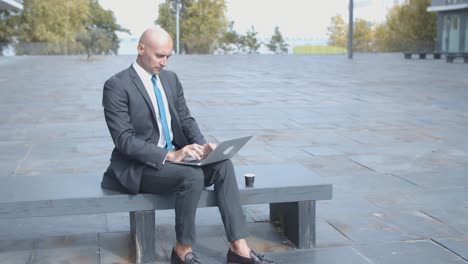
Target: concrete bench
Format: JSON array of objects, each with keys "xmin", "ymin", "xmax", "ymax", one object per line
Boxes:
[
  {"xmin": 0, "ymin": 164, "xmax": 332, "ymax": 264},
  {"xmin": 445, "ymin": 53, "xmax": 468, "ymax": 63},
  {"xmin": 403, "ymin": 52, "xmax": 441, "ymax": 60}
]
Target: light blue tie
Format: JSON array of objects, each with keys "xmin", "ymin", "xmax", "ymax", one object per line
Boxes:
[{"xmin": 151, "ymin": 75, "xmax": 174, "ymax": 150}]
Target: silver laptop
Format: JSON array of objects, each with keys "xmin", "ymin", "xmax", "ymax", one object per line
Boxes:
[{"xmin": 170, "ymin": 136, "xmax": 252, "ymax": 166}]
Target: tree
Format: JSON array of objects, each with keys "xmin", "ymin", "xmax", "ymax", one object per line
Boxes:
[
  {"xmin": 155, "ymin": 0, "xmax": 178, "ymax": 45},
  {"xmin": 218, "ymin": 21, "xmax": 243, "ymax": 54},
  {"xmin": 14, "ymin": 0, "xmax": 127, "ymax": 55},
  {"xmin": 372, "ymin": 22, "xmax": 391, "ymax": 52},
  {"xmin": 76, "ymin": 28, "xmax": 107, "ymax": 59},
  {"xmin": 326, "ymin": 0, "xmax": 436, "ymax": 53},
  {"xmin": 88, "ymin": 0, "xmax": 129, "ymax": 54},
  {"xmin": 243, "ymin": 26, "xmax": 261, "ymax": 54},
  {"xmin": 77, "ymin": 0, "xmax": 129, "ymax": 58},
  {"xmin": 327, "ymin": 15, "xmax": 373, "ymax": 52},
  {"xmin": 266, "ymin": 26, "xmax": 288, "ymax": 54},
  {"xmin": 156, "ymin": 0, "xmax": 228, "ymax": 54},
  {"xmin": 353, "ymin": 19, "xmax": 373, "ymax": 52},
  {"xmin": 384, "ymin": 0, "xmax": 437, "ymax": 51},
  {"xmin": 16, "ymin": 0, "xmax": 90, "ymax": 55},
  {"xmin": 0, "ymin": 10, "xmax": 19, "ymax": 54},
  {"xmin": 327, "ymin": 14, "xmax": 347, "ymax": 48}
]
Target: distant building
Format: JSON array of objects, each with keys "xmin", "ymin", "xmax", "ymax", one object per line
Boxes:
[
  {"xmin": 428, "ymin": 0, "xmax": 468, "ymax": 53},
  {"xmin": 0, "ymin": 0, "xmax": 23, "ymax": 11}
]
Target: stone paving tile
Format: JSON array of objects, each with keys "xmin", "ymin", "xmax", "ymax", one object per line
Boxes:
[
  {"xmin": 20, "ymin": 121, "xmax": 109, "ymax": 142},
  {"xmin": 303, "ymin": 145, "xmax": 346, "ymax": 156},
  {"xmin": 326, "ymin": 213, "xmax": 423, "ymax": 245},
  {"xmin": 316, "ymin": 218, "xmax": 353, "ymax": 248},
  {"xmin": 394, "ymin": 167, "xmax": 468, "ymax": 189},
  {"xmin": 320, "ymin": 191, "xmax": 383, "ymax": 219},
  {"xmin": 367, "ymin": 209, "xmax": 464, "ymax": 239},
  {"xmin": 356, "ymin": 240, "xmax": 468, "ymax": 264},
  {"xmin": 269, "ymin": 246, "xmax": 371, "ymax": 264},
  {"xmin": 367, "ymin": 187, "xmax": 468, "ymax": 211},
  {"xmin": 98, "ymin": 232, "xmax": 134, "ymax": 264},
  {"xmin": 14, "ymin": 138, "xmax": 111, "ymax": 176},
  {"xmin": 0, "ymin": 214, "xmax": 108, "ymax": 240},
  {"xmin": 433, "ymin": 236, "xmax": 468, "ymax": 262},
  {"xmin": 0, "ymin": 234, "xmax": 99, "ymax": 264},
  {"xmin": 422, "ymin": 209, "xmax": 468, "ymax": 235},
  {"xmin": 322, "ymin": 172, "xmax": 421, "ymax": 194},
  {"xmin": 0, "ymin": 141, "xmax": 30, "ymax": 162},
  {"xmin": 303, "ymin": 155, "xmax": 376, "ymax": 177}
]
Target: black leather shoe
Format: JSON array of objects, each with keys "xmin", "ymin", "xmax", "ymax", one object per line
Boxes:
[
  {"xmin": 227, "ymin": 248, "xmax": 276, "ymax": 264},
  {"xmin": 171, "ymin": 248, "xmax": 201, "ymax": 264}
]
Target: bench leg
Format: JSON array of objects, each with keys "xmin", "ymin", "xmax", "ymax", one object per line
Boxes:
[
  {"xmin": 130, "ymin": 210, "xmax": 157, "ymax": 264},
  {"xmin": 269, "ymin": 201, "xmax": 316, "ymax": 248}
]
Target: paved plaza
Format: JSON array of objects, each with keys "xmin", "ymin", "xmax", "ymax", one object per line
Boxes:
[{"xmin": 0, "ymin": 54, "xmax": 467, "ymax": 263}]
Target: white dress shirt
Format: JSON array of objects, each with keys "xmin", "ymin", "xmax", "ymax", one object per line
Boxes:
[{"xmin": 132, "ymin": 61, "xmax": 173, "ymax": 149}]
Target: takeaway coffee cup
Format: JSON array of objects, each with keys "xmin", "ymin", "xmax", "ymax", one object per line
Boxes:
[{"xmin": 244, "ymin": 173, "xmax": 255, "ymax": 187}]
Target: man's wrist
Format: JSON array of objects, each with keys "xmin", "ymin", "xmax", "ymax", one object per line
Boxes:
[{"xmin": 165, "ymin": 150, "xmax": 174, "ymax": 162}]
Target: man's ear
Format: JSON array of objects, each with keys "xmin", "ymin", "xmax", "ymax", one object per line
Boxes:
[{"xmin": 137, "ymin": 43, "xmax": 144, "ymax": 55}]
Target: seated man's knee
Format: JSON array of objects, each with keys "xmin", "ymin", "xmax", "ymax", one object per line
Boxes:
[
  {"xmin": 212, "ymin": 159, "xmax": 236, "ymax": 182},
  {"xmin": 177, "ymin": 167, "xmax": 204, "ymax": 192},
  {"xmin": 215, "ymin": 159, "xmax": 234, "ymax": 172}
]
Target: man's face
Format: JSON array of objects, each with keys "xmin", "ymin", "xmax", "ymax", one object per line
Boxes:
[{"xmin": 138, "ymin": 38, "xmax": 173, "ymax": 75}]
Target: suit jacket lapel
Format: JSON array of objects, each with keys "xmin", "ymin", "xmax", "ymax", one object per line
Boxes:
[
  {"xmin": 129, "ymin": 66, "xmax": 158, "ymax": 124},
  {"xmin": 158, "ymin": 71, "xmax": 176, "ymax": 116},
  {"xmin": 158, "ymin": 71, "xmax": 187, "ymax": 148}
]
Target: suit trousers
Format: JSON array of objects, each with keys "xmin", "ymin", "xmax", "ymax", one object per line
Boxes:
[{"xmin": 139, "ymin": 159, "xmax": 249, "ymax": 245}]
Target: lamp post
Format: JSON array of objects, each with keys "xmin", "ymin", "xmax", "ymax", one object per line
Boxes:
[
  {"xmin": 176, "ymin": 0, "xmax": 181, "ymax": 54},
  {"xmin": 348, "ymin": 0, "xmax": 354, "ymax": 59}
]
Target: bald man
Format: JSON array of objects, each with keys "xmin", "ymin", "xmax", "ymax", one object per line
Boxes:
[{"xmin": 101, "ymin": 27, "xmax": 276, "ymax": 264}]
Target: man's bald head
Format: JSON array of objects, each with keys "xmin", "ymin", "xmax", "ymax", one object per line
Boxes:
[
  {"xmin": 139, "ymin": 26, "xmax": 172, "ymax": 47},
  {"xmin": 136, "ymin": 26, "xmax": 173, "ymax": 75}
]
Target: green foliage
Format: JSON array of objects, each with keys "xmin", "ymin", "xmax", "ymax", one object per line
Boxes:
[
  {"xmin": 183, "ymin": 0, "xmax": 227, "ymax": 53},
  {"xmin": 156, "ymin": 2, "xmax": 177, "ymax": 40},
  {"xmin": 0, "ymin": 10, "xmax": 20, "ymax": 54},
  {"xmin": 243, "ymin": 26, "xmax": 261, "ymax": 54},
  {"xmin": 327, "ymin": 15, "xmax": 347, "ymax": 48},
  {"xmin": 156, "ymin": 0, "xmax": 228, "ymax": 54},
  {"xmin": 372, "ymin": 23, "xmax": 391, "ymax": 52},
  {"xmin": 13, "ymin": 0, "xmax": 127, "ymax": 55},
  {"xmin": 326, "ymin": 0, "xmax": 436, "ymax": 53},
  {"xmin": 266, "ymin": 26, "xmax": 288, "ymax": 54},
  {"xmin": 327, "ymin": 15, "xmax": 373, "ymax": 52},
  {"xmin": 353, "ymin": 19, "xmax": 373, "ymax": 52},
  {"xmin": 16, "ymin": 0, "xmax": 89, "ymax": 54},
  {"xmin": 77, "ymin": 0, "xmax": 130, "ymax": 57},
  {"xmin": 76, "ymin": 28, "xmax": 106, "ymax": 59},
  {"xmin": 293, "ymin": 45, "xmax": 347, "ymax": 55},
  {"xmin": 218, "ymin": 21, "xmax": 244, "ymax": 54},
  {"xmin": 384, "ymin": 0, "xmax": 437, "ymax": 51}
]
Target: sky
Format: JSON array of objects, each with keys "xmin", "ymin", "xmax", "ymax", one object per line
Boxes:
[{"xmin": 98, "ymin": 0, "xmax": 399, "ymax": 53}]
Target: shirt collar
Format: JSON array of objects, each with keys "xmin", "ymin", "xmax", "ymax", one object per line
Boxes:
[{"xmin": 133, "ymin": 60, "xmax": 155, "ymax": 82}]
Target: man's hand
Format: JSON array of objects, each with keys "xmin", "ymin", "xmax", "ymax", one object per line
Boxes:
[
  {"xmin": 166, "ymin": 143, "xmax": 216, "ymax": 162},
  {"xmin": 202, "ymin": 143, "xmax": 217, "ymax": 157}
]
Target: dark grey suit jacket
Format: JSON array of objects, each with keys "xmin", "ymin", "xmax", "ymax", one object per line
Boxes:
[{"xmin": 101, "ymin": 66, "xmax": 206, "ymax": 194}]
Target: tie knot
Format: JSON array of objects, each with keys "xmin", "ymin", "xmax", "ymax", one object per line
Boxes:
[{"xmin": 151, "ymin": 75, "xmax": 157, "ymax": 85}]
